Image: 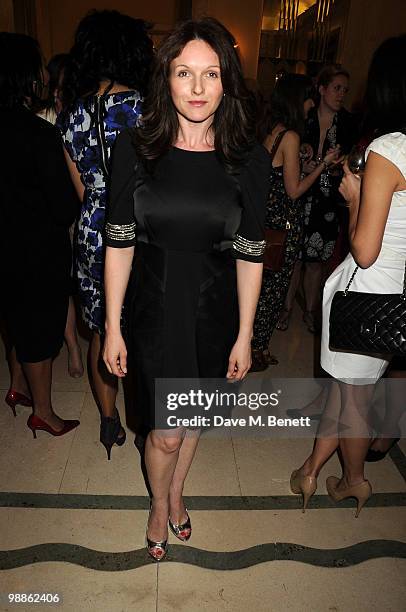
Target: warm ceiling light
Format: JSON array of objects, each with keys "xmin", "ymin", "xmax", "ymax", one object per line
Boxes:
[{"xmin": 233, "ymin": 43, "xmax": 239, "ymax": 48}]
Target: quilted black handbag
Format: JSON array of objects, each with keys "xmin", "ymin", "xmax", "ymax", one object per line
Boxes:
[{"xmin": 329, "ymin": 262, "xmax": 406, "ymax": 356}]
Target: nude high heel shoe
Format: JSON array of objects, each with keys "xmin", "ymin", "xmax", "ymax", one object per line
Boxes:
[
  {"xmin": 326, "ymin": 476, "xmax": 372, "ymax": 518},
  {"xmin": 290, "ymin": 469, "xmax": 317, "ymax": 512}
]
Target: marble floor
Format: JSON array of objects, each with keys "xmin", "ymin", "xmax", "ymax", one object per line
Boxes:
[{"xmin": 0, "ymin": 302, "xmax": 405, "ymax": 612}]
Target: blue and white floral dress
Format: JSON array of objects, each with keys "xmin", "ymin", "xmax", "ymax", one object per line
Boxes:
[{"xmin": 58, "ymin": 91, "xmax": 142, "ymax": 332}]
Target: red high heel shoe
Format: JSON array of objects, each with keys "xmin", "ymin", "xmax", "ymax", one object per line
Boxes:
[
  {"xmin": 5, "ymin": 389, "xmax": 32, "ymax": 417},
  {"xmin": 27, "ymin": 414, "xmax": 80, "ymax": 438}
]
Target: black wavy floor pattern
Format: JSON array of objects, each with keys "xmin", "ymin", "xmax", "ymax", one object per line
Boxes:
[
  {"xmin": 1, "ymin": 492, "xmax": 405, "ymax": 510},
  {"xmin": 0, "ymin": 540, "xmax": 405, "ymax": 571}
]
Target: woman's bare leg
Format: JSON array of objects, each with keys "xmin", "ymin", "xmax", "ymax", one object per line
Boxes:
[
  {"xmin": 145, "ymin": 429, "xmax": 200, "ymax": 540},
  {"xmin": 8, "ymin": 347, "xmax": 30, "ymax": 396},
  {"xmin": 300, "ymin": 381, "xmax": 341, "ymax": 476},
  {"xmin": 303, "ymin": 262, "xmax": 323, "ymax": 312},
  {"xmin": 284, "ymin": 260, "xmax": 302, "ymax": 312},
  {"xmin": 169, "ymin": 430, "xmax": 200, "ymax": 523},
  {"xmin": 65, "ymin": 297, "xmax": 84, "ymax": 378},
  {"xmin": 370, "ymin": 369, "xmax": 404, "ymax": 453},
  {"xmin": 337, "ymin": 382, "xmax": 375, "ymax": 488},
  {"xmin": 145, "ymin": 429, "xmax": 184, "ymax": 541},
  {"xmin": 22, "ymin": 359, "xmax": 65, "ymax": 431}
]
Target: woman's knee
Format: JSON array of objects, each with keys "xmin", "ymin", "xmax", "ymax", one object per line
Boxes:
[{"xmin": 149, "ymin": 431, "xmax": 183, "ymax": 454}]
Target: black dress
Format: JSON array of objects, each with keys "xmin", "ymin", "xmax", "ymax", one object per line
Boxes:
[
  {"xmin": 106, "ymin": 131, "xmax": 269, "ymax": 427},
  {"xmin": 252, "ymin": 161, "xmax": 304, "ymax": 351},
  {"xmin": 0, "ymin": 108, "xmax": 79, "ymax": 362},
  {"xmin": 301, "ymin": 107, "xmax": 358, "ymax": 262}
]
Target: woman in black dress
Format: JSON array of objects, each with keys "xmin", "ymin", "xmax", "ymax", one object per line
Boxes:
[
  {"xmin": 103, "ymin": 18, "xmax": 268, "ymax": 560},
  {"xmin": 0, "ymin": 33, "xmax": 80, "ymax": 436},
  {"xmin": 279, "ymin": 67, "xmax": 357, "ymax": 333},
  {"xmin": 251, "ymin": 74, "xmax": 340, "ymax": 371}
]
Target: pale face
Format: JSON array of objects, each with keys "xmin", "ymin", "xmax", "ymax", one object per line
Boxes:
[
  {"xmin": 169, "ymin": 39, "xmax": 224, "ymax": 124},
  {"xmin": 319, "ymin": 75, "xmax": 349, "ymax": 112},
  {"xmin": 303, "ymin": 97, "xmax": 315, "ymax": 118}
]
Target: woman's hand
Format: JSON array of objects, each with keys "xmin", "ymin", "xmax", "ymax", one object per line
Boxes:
[
  {"xmin": 323, "ymin": 145, "xmax": 341, "ymax": 166},
  {"xmin": 302, "ymin": 159, "xmax": 317, "ymax": 174},
  {"xmin": 339, "ymin": 160, "xmax": 361, "ymax": 205},
  {"xmin": 103, "ymin": 330, "xmax": 128, "ymax": 377},
  {"xmin": 226, "ymin": 337, "xmax": 252, "ymax": 381}
]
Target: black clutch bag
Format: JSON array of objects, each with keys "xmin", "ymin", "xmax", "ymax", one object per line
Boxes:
[{"xmin": 329, "ymin": 262, "xmax": 406, "ymax": 356}]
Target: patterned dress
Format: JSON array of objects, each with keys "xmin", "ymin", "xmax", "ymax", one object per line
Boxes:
[
  {"xmin": 301, "ymin": 107, "xmax": 357, "ymax": 262},
  {"xmin": 252, "ymin": 163, "xmax": 304, "ymax": 352},
  {"xmin": 58, "ymin": 91, "xmax": 142, "ymax": 332}
]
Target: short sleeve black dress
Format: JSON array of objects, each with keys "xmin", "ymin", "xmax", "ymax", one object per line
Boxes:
[
  {"xmin": 0, "ymin": 108, "xmax": 79, "ymax": 363},
  {"xmin": 106, "ymin": 131, "xmax": 269, "ymax": 427}
]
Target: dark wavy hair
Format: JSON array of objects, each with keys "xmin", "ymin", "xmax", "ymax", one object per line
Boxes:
[
  {"xmin": 0, "ymin": 33, "xmax": 44, "ymax": 110},
  {"xmin": 135, "ymin": 17, "xmax": 256, "ymax": 173},
  {"xmin": 45, "ymin": 53, "xmax": 69, "ymax": 109},
  {"xmin": 366, "ymin": 34, "xmax": 406, "ymax": 135},
  {"xmin": 62, "ymin": 10, "xmax": 153, "ymax": 111},
  {"xmin": 259, "ymin": 74, "xmax": 314, "ymax": 141}
]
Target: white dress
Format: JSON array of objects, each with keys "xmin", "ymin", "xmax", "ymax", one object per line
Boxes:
[{"xmin": 320, "ymin": 132, "xmax": 406, "ymax": 384}]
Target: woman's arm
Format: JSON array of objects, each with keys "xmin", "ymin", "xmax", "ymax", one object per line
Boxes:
[
  {"xmin": 227, "ymin": 260, "xmax": 263, "ymax": 381},
  {"xmin": 103, "ymin": 245, "xmax": 134, "ymax": 377},
  {"xmin": 101, "ymin": 129, "xmax": 138, "ymax": 376},
  {"xmin": 274, "ymin": 131, "xmax": 339, "ymax": 200},
  {"xmin": 63, "ymin": 146, "xmax": 85, "ymax": 201},
  {"xmin": 339, "ymin": 152, "xmax": 405, "ymax": 268}
]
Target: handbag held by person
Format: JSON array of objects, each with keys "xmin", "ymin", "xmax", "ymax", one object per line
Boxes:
[
  {"xmin": 329, "ymin": 262, "xmax": 406, "ymax": 356},
  {"xmin": 264, "ymin": 222, "xmax": 291, "ymax": 272}
]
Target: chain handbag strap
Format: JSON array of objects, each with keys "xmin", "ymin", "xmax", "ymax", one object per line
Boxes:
[{"xmin": 343, "ymin": 260, "xmax": 406, "ymax": 298}]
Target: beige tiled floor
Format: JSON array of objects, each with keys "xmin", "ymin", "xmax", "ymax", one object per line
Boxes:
[{"xmin": 0, "ymin": 302, "xmax": 405, "ymax": 611}]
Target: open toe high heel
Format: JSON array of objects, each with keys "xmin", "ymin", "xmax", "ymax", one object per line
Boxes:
[
  {"xmin": 146, "ymin": 534, "xmax": 168, "ymax": 561},
  {"xmin": 169, "ymin": 509, "xmax": 191, "ymax": 542},
  {"xmin": 146, "ymin": 503, "xmax": 168, "ymax": 561}
]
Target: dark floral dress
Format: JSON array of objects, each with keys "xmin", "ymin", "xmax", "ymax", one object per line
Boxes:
[
  {"xmin": 58, "ymin": 91, "xmax": 142, "ymax": 332},
  {"xmin": 301, "ymin": 107, "xmax": 357, "ymax": 262},
  {"xmin": 252, "ymin": 164, "xmax": 304, "ymax": 351}
]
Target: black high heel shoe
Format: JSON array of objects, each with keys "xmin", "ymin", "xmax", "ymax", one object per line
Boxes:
[
  {"xmin": 100, "ymin": 411, "xmax": 126, "ymax": 460},
  {"xmin": 365, "ymin": 438, "xmax": 400, "ymax": 462}
]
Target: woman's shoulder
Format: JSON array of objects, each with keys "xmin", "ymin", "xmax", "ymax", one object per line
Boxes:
[{"xmin": 366, "ymin": 132, "xmax": 406, "ymax": 167}]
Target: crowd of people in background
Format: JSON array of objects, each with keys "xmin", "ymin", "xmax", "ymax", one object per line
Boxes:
[{"xmin": 0, "ymin": 8, "xmax": 405, "ymax": 561}]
